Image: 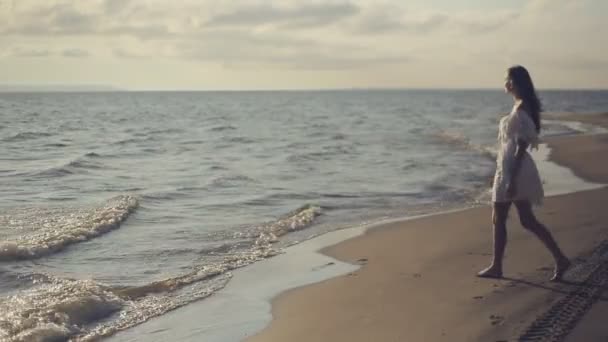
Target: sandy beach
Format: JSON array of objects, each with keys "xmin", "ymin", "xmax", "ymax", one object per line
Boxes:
[{"xmin": 249, "ymin": 114, "xmax": 608, "ymax": 342}]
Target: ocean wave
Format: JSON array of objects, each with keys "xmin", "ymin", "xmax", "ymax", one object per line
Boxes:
[
  {"xmin": 2, "ymin": 132, "xmax": 54, "ymax": 142},
  {"xmin": 209, "ymin": 125, "xmax": 237, "ymax": 132},
  {"xmin": 435, "ymin": 130, "xmax": 497, "ymax": 160},
  {"xmin": 208, "ymin": 174, "xmax": 257, "ymax": 188},
  {"xmin": 0, "ymin": 204, "xmax": 322, "ymax": 341},
  {"xmin": 0, "ymin": 271, "xmax": 231, "ymax": 342},
  {"xmin": 0, "ymin": 195, "xmax": 139, "ymax": 261},
  {"xmin": 286, "ymin": 145, "xmax": 356, "ymax": 163},
  {"xmin": 226, "ymin": 136, "xmax": 255, "ymax": 144},
  {"xmin": 84, "ymin": 152, "xmax": 102, "ymax": 158},
  {"xmin": 252, "ymin": 204, "xmax": 322, "ymax": 245},
  {"xmin": 66, "ymin": 159, "xmax": 103, "ymax": 170},
  {"xmin": 148, "ymin": 128, "xmax": 185, "ymax": 135},
  {"xmin": 31, "ymin": 166, "xmax": 75, "ymax": 178},
  {"xmin": 140, "ymin": 191, "xmax": 187, "ymax": 201},
  {"xmin": 29, "ymin": 155, "xmax": 106, "ymax": 178},
  {"xmin": 43, "ymin": 143, "xmax": 69, "ymax": 148},
  {"xmin": 97, "ymin": 204, "xmax": 319, "ymax": 337},
  {"xmin": 112, "ymin": 136, "xmax": 155, "ymax": 146},
  {"xmin": 0, "ymin": 277, "xmax": 125, "ymax": 342}
]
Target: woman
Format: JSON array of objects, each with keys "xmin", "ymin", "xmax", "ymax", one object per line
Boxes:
[{"xmin": 478, "ymin": 65, "xmax": 570, "ymax": 281}]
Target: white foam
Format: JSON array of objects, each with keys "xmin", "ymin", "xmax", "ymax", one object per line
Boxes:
[
  {"xmin": 543, "ymin": 119, "xmax": 608, "ymax": 135},
  {"xmin": 531, "ymin": 143, "xmax": 605, "ymax": 197},
  {"xmin": 106, "ymin": 224, "xmax": 367, "ymax": 342},
  {"xmin": 0, "ymin": 195, "xmax": 138, "ymax": 261},
  {"xmin": 0, "ymin": 278, "xmax": 124, "ymax": 342}
]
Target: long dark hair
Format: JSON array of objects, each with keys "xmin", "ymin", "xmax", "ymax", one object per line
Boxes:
[{"xmin": 508, "ymin": 65, "xmax": 542, "ymax": 132}]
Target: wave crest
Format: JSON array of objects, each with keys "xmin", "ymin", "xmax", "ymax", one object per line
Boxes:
[
  {"xmin": 0, "ymin": 195, "xmax": 139, "ymax": 261},
  {"xmin": 435, "ymin": 130, "xmax": 497, "ymax": 159},
  {"xmin": 0, "ymin": 203, "xmax": 321, "ymax": 340},
  {"xmin": 2, "ymin": 132, "xmax": 53, "ymax": 142},
  {"xmin": 0, "ymin": 277, "xmax": 124, "ymax": 341}
]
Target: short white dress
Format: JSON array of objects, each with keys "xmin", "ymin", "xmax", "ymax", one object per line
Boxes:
[{"xmin": 491, "ymin": 106, "xmax": 544, "ymax": 205}]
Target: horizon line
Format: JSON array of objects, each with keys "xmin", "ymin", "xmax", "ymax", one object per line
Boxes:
[{"xmin": 1, "ymin": 86, "xmax": 607, "ymax": 93}]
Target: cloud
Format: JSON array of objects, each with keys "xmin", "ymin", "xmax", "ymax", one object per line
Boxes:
[
  {"xmin": 10, "ymin": 48, "xmax": 52, "ymax": 57},
  {"xmin": 52, "ymin": 4, "xmax": 97, "ymax": 33},
  {"xmin": 2, "ymin": 3, "xmax": 98, "ymax": 35},
  {"xmin": 546, "ymin": 58, "xmax": 608, "ymax": 71},
  {"xmin": 409, "ymin": 14, "xmax": 449, "ymax": 34},
  {"xmin": 350, "ymin": 6, "xmax": 447, "ymax": 35},
  {"xmin": 174, "ymin": 28, "xmax": 409, "ymax": 69},
  {"xmin": 347, "ymin": 6, "xmax": 515, "ymax": 36},
  {"xmin": 204, "ymin": 2, "xmax": 359, "ymax": 29},
  {"xmin": 453, "ymin": 10, "xmax": 519, "ymax": 34},
  {"xmin": 104, "ymin": 24, "xmax": 172, "ymax": 39},
  {"xmin": 0, "ymin": 0, "xmax": 605, "ymax": 86},
  {"xmin": 113, "ymin": 47, "xmax": 149, "ymax": 59},
  {"xmin": 272, "ymin": 53, "xmax": 410, "ymax": 70},
  {"xmin": 104, "ymin": 0, "xmax": 132, "ymax": 15},
  {"xmin": 62, "ymin": 48, "xmax": 89, "ymax": 58}
]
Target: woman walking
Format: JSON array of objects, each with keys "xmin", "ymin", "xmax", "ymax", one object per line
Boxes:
[{"xmin": 478, "ymin": 65, "xmax": 570, "ymax": 281}]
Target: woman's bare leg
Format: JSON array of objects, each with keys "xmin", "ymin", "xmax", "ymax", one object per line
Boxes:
[
  {"xmin": 514, "ymin": 200, "xmax": 571, "ymax": 281},
  {"xmin": 478, "ymin": 202, "xmax": 511, "ymax": 278}
]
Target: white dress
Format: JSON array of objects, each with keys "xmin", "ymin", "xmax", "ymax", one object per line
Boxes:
[{"xmin": 491, "ymin": 106, "xmax": 544, "ymax": 205}]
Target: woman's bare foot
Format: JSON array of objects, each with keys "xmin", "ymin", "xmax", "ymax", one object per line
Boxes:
[
  {"xmin": 551, "ymin": 257, "xmax": 571, "ymax": 282},
  {"xmin": 477, "ymin": 265, "xmax": 503, "ymax": 278}
]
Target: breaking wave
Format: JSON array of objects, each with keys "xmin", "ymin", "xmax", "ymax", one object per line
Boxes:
[
  {"xmin": 0, "ymin": 204, "xmax": 321, "ymax": 341},
  {"xmin": 2, "ymin": 132, "xmax": 54, "ymax": 143},
  {"xmin": 435, "ymin": 130, "xmax": 497, "ymax": 160},
  {"xmin": 0, "ymin": 195, "xmax": 139, "ymax": 261}
]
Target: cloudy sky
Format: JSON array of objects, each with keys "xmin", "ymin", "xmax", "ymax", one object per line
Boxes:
[{"xmin": 0, "ymin": 0, "xmax": 606, "ymax": 90}]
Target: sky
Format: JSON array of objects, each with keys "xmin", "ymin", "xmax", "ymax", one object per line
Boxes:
[{"xmin": 0, "ymin": 0, "xmax": 606, "ymax": 90}]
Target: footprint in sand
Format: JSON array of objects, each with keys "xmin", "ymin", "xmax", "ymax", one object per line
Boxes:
[
  {"xmin": 356, "ymin": 258, "xmax": 368, "ymax": 264},
  {"xmin": 489, "ymin": 314, "xmax": 504, "ymax": 325},
  {"xmin": 312, "ymin": 262, "xmax": 335, "ymax": 271}
]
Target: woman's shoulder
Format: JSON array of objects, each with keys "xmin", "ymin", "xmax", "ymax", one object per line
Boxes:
[
  {"xmin": 512, "ymin": 102, "xmax": 529, "ymax": 114},
  {"xmin": 512, "ymin": 105, "xmax": 533, "ymax": 122}
]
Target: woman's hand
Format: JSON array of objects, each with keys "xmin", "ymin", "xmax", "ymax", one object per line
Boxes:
[{"xmin": 506, "ymin": 181, "xmax": 517, "ymax": 199}]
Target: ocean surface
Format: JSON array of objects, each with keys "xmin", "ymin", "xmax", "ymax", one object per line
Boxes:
[{"xmin": 1, "ymin": 89, "xmax": 607, "ymax": 341}]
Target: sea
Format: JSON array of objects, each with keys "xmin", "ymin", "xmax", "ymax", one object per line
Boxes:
[{"xmin": 1, "ymin": 89, "xmax": 607, "ymax": 341}]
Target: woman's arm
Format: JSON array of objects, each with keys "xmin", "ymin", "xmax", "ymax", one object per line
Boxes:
[{"xmin": 507, "ymin": 139, "xmax": 529, "ymax": 198}]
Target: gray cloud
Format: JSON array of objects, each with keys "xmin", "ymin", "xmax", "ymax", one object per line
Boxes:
[
  {"xmin": 272, "ymin": 53, "xmax": 410, "ymax": 70},
  {"xmin": 176, "ymin": 29, "xmax": 409, "ymax": 70},
  {"xmin": 52, "ymin": 5, "xmax": 97, "ymax": 33},
  {"xmin": 104, "ymin": 24, "xmax": 172, "ymax": 39},
  {"xmin": 3, "ymin": 12, "xmax": 170, "ymax": 40},
  {"xmin": 113, "ymin": 48, "xmax": 146, "ymax": 59},
  {"xmin": 104, "ymin": 0, "xmax": 132, "ymax": 14},
  {"xmin": 178, "ymin": 30, "xmax": 320, "ymax": 60},
  {"xmin": 349, "ymin": 11, "xmax": 403, "ymax": 34},
  {"xmin": 352, "ymin": 11, "xmax": 448, "ymax": 35},
  {"xmin": 3, "ymin": 3, "xmax": 98, "ymax": 35},
  {"xmin": 351, "ymin": 7, "xmax": 518, "ymax": 36},
  {"xmin": 11, "ymin": 48, "xmax": 52, "ymax": 57},
  {"xmin": 546, "ymin": 58, "xmax": 608, "ymax": 72},
  {"xmin": 205, "ymin": 2, "xmax": 359, "ymax": 29},
  {"xmin": 454, "ymin": 11, "xmax": 519, "ymax": 34},
  {"xmin": 62, "ymin": 48, "xmax": 89, "ymax": 58},
  {"xmin": 410, "ymin": 15, "xmax": 449, "ymax": 34}
]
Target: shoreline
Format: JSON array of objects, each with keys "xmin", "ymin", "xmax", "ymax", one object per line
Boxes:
[
  {"xmin": 247, "ymin": 116, "xmax": 608, "ymax": 341},
  {"xmin": 107, "ymin": 113, "xmax": 608, "ymax": 342}
]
